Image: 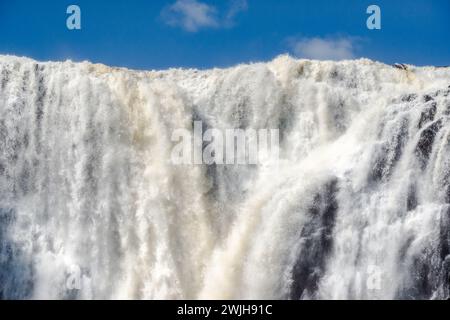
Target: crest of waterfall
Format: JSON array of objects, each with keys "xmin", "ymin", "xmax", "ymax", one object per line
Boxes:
[{"xmin": 0, "ymin": 55, "xmax": 449, "ymax": 299}]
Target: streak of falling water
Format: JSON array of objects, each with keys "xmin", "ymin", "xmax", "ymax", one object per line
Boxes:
[{"xmin": 0, "ymin": 55, "xmax": 449, "ymax": 299}]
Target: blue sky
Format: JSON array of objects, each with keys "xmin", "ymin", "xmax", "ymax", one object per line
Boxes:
[{"xmin": 0, "ymin": 0, "xmax": 449, "ymax": 70}]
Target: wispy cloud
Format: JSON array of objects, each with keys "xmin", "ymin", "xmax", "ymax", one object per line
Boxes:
[
  {"xmin": 290, "ymin": 36, "xmax": 358, "ymax": 61},
  {"xmin": 161, "ymin": 0, "xmax": 248, "ymax": 32},
  {"xmin": 161, "ymin": 0, "xmax": 218, "ymax": 32},
  {"xmin": 224, "ymin": 0, "xmax": 248, "ymax": 27}
]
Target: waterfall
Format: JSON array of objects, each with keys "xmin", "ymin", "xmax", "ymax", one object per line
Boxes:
[{"xmin": 0, "ymin": 54, "xmax": 449, "ymax": 299}]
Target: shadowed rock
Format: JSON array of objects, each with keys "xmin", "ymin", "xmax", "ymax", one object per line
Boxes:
[{"xmin": 290, "ymin": 179, "xmax": 339, "ymax": 300}]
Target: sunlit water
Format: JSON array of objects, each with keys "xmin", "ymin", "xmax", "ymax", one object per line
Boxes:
[{"xmin": 0, "ymin": 55, "xmax": 449, "ymax": 299}]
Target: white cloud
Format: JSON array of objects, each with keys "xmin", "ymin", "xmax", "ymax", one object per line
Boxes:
[
  {"xmin": 224, "ymin": 0, "xmax": 248, "ymax": 27},
  {"xmin": 161, "ymin": 0, "xmax": 219, "ymax": 32},
  {"xmin": 291, "ymin": 37, "xmax": 357, "ymax": 61},
  {"xmin": 162, "ymin": 0, "xmax": 247, "ymax": 32}
]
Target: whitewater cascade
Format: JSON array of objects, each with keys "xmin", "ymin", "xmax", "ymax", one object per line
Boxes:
[{"xmin": 0, "ymin": 55, "xmax": 449, "ymax": 300}]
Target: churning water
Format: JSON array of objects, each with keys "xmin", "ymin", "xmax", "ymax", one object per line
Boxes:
[{"xmin": 0, "ymin": 55, "xmax": 449, "ymax": 299}]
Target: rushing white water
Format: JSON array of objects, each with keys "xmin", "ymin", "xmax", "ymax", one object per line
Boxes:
[{"xmin": 0, "ymin": 55, "xmax": 449, "ymax": 300}]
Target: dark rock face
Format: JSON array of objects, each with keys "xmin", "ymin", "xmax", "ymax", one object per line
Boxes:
[
  {"xmin": 369, "ymin": 117, "xmax": 409, "ymax": 183},
  {"xmin": 397, "ymin": 208, "xmax": 450, "ymax": 300},
  {"xmin": 402, "ymin": 94, "xmax": 418, "ymax": 102},
  {"xmin": 415, "ymin": 119, "xmax": 442, "ymax": 169},
  {"xmin": 290, "ymin": 179, "xmax": 339, "ymax": 300},
  {"xmin": 418, "ymin": 102, "xmax": 437, "ymax": 129},
  {"xmin": 393, "ymin": 63, "xmax": 408, "ymax": 71},
  {"xmin": 406, "ymin": 184, "xmax": 418, "ymax": 212}
]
